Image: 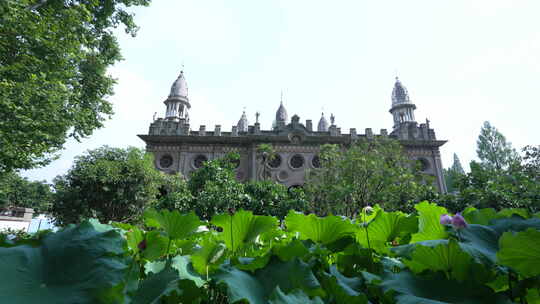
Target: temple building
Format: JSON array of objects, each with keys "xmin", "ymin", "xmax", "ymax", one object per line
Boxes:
[{"xmin": 138, "ymin": 71, "xmax": 447, "ymax": 192}]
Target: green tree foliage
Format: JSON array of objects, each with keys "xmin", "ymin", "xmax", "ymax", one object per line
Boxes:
[
  {"xmin": 449, "ymin": 161, "xmax": 540, "ymax": 213},
  {"xmin": 50, "ymin": 146, "xmax": 165, "ymax": 225},
  {"xmin": 304, "ymin": 138, "xmax": 438, "ymax": 217},
  {"xmin": 186, "ymin": 153, "xmax": 246, "ymax": 220},
  {"xmin": 476, "ymin": 121, "xmax": 519, "ymax": 170},
  {"xmin": 522, "ymin": 145, "xmax": 540, "ymax": 178},
  {"xmin": 0, "ymin": 0, "xmax": 150, "ymax": 173},
  {"xmin": 166, "ymin": 153, "xmax": 309, "ymax": 221},
  {"xmin": 0, "ymin": 171, "xmax": 52, "ymax": 214}
]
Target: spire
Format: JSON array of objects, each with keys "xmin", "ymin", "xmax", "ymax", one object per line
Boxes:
[
  {"xmin": 275, "ymin": 92, "xmax": 288, "ymax": 123},
  {"xmin": 451, "ymin": 153, "xmax": 465, "ymax": 174},
  {"xmin": 164, "ymin": 69, "xmax": 191, "ymax": 120},
  {"xmin": 391, "ymin": 77, "xmax": 410, "ymax": 105},
  {"xmin": 317, "ymin": 112, "xmax": 329, "ymax": 131},
  {"xmin": 169, "ymin": 70, "xmax": 188, "ymax": 99},
  {"xmin": 237, "ymin": 110, "xmax": 248, "ymax": 132},
  {"xmin": 389, "ymin": 77, "xmax": 416, "ymax": 129}
]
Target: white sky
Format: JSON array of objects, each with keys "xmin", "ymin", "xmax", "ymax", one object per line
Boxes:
[{"xmin": 22, "ymin": 0, "xmax": 540, "ymax": 182}]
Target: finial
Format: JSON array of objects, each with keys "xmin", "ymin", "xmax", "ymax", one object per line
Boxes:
[
  {"xmin": 255, "ymin": 111, "xmax": 260, "ymax": 123},
  {"xmin": 280, "ymin": 90, "xmax": 283, "ymax": 105},
  {"xmin": 330, "ymin": 113, "xmax": 335, "ymax": 125}
]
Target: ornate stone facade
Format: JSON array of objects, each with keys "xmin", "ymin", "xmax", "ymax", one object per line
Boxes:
[{"xmin": 138, "ymin": 72, "xmax": 447, "ymax": 193}]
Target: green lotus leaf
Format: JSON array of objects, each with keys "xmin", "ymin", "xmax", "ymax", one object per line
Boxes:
[
  {"xmin": 212, "ymin": 209, "xmax": 278, "ymax": 252},
  {"xmin": 319, "ymin": 265, "xmax": 369, "ymax": 304},
  {"xmin": 462, "ymin": 207, "xmax": 497, "ymax": 225},
  {"xmin": 410, "ymin": 201, "xmax": 449, "ymax": 243},
  {"xmin": 0, "ymin": 219, "xmax": 128, "ymax": 304},
  {"xmin": 457, "ymin": 224, "xmax": 500, "ymax": 264},
  {"xmin": 497, "ymin": 208, "xmax": 530, "ymax": 219},
  {"xmin": 255, "ymin": 257, "xmax": 325, "ymax": 298},
  {"xmin": 144, "ymin": 209, "xmax": 202, "ymax": 240},
  {"xmin": 526, "ymin": 288, "xmax": 540, "ymax": 304},
  {"xmin": 142, "ymin": 230, "xmax": 170, "ymax": 260},
  {"xmin": 191, "ymin": 234, "xmax": 226, "ymax": 276},
  {"xmin": 394, "ymin": 239, "xmax": 472, "ymax": 282},
  {"xmin": 234, "ymin": 255, "xmax": 272, "ymax": 272},
  {"xmin": 213, "ymin": 257, "xmax": 324, "ymax": 304},
  {"xmin": 132, "ymin": 264, "xmax": 181, "ymax": 304},
  {"xmin": 125, "ymin": 226, "xmax": 144, "ymax": 254},
  {"xmin": 268, "ymin": 286, "xmax": 324, "ymax": 304},
  {"xmin": 357, "ymin": 209, "xmax": 417, "ymax": 253},
  {"xmin": 214, "ymin": 264, "xmax": 267, "ymax": 304},
  {"xmin": 497, "ymin": 228, "xmax": 540, "ymax": 278},
  {"xmin": 285, "ymin": 211, "xmax": 357, "ymax": 245},
  {"xmin": 273, "ymin": 239, "xmax": 310, "ymax": 262},
  {"xmin": 380, "ymin": 270, "xmax": 512, "ymax": 304},
  {"xmin": 135, "ymin": 256, "xmax": 206, "ymax": 304},
  {"xmin": 489, "ymin": 216, "xmax": 540, "ymax": 235}
]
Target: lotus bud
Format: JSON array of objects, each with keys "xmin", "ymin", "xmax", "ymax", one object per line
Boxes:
[
  {"xmin": 451, "ymin": 213, "xmax": 468, "ymax": 229},
  {"xmin": 363, "ymin": 206, "xmax": 374, "ymax": 214},
  {"xmin": 137, "ymin": 239, "xmax": 147, "ymax": 251},
  {"xmin": 440, "ymin": 214, "xmax": 452, "ymax": 225}
]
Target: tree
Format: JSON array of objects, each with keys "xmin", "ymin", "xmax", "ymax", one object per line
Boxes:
[
  {"xmin": 51, "ymin": 146, "xmax": 164, "ymax": 225},
  {"xmin": 304, "ymin": 138, "xmax": 438, "ymax": 217},
  {"xmin": 476, "ymin": 121, "xmax": 519, "ymax": 170},
  {"xmin": 0, "ymin": 172, "xmax": 53, "ymax": 214},
  {"xmin": 178, "ymin": 152, "xmax": 310, "ymax": 220},
  {"xmin": 186, "ymin": 153, "xmax": 246, "ymax": 220},
  {"xmin": 522, "ymin": 145, "xmax": 540, "ymax": 179},
  {"xmin": 243, "ymin": 181, "xmax": 308, "ymax": 220},
  {"xmin": 0, "ymin": 0, "xmax": 150, "ymax": 173},
  {"xmin": 453, "ymin": 161, "xmax": 540, "ymax": 213}
]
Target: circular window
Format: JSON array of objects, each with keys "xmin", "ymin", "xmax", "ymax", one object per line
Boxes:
[
  {"xmin": 159, "ymin": 155, "xmax": 173, "ymax": 168},
  {"xmin": 311, "ymin": 155, "xmax": 320, "ymax": 168},
  {"xmin": 268, "ymin": 154, "xmax": 282, "ymax": 169},
  {"xmin": 193, "ymin": 155, "xmax": 208, "ymax": 168},
  {"xmin": 290, "ymin": 154, "xmax": 305, "ymax": 169}
]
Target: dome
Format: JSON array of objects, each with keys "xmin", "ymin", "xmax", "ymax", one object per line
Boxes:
[
  {"xmin": 391, "ymin": 77, "xmax": 410, "ymax": 105},
  {"xmin": 317, "ymin": 113, "xmax": 329, "ymax": 131},
  {"xmin": 275, "ymin": 101, "xmax": 288, "ymax": 123},
  {"xmin": 237, "ymin": 111, "xmax": 249, "ymax": 132},
  {"xmin": 169, "ymin": 71, "xmax": 188, "ymax": 98}
]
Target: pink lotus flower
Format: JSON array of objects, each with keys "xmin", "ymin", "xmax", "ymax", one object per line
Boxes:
[
  {"xmin": 451, "ymin": 213, "xmax": 468, "ymax": 229},
  {"xmin": 440, "ymin": 214, "xmax": 452, "ymax": 225}
]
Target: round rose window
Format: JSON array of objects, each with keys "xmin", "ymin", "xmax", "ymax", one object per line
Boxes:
[
  {"xmin": 268, "ymin": 154, "xmax": 282, "ymax": 169},
  {"xmin": 290, "ymin": 154, "xmax": 304, "ymax": 169},
  {"xmin": 193, "ymin": 155, "xmax": 208, "ymax": 168},
  {"xmin": 159, "ymin": 155, "xmax": 173, "ymax": 168}
]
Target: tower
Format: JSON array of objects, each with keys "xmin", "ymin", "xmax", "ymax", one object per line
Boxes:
[
  {"xmin": 317, "ymin": 113, "xmax": 329, "ymax": 131},
  {"xmin": 274, "ymin": 92, "xmax": 288, "ymax": 129},
  {"xmin": 164, "ymin": 70, "xmax": 190, "ymax": 121},
  {"xmin": 237, "ymin": 110, "xmax": 248, "ymax": 132},
  {"xmin": 389, "ymin": 77, "xmax": 416, "ymax": 129}
]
